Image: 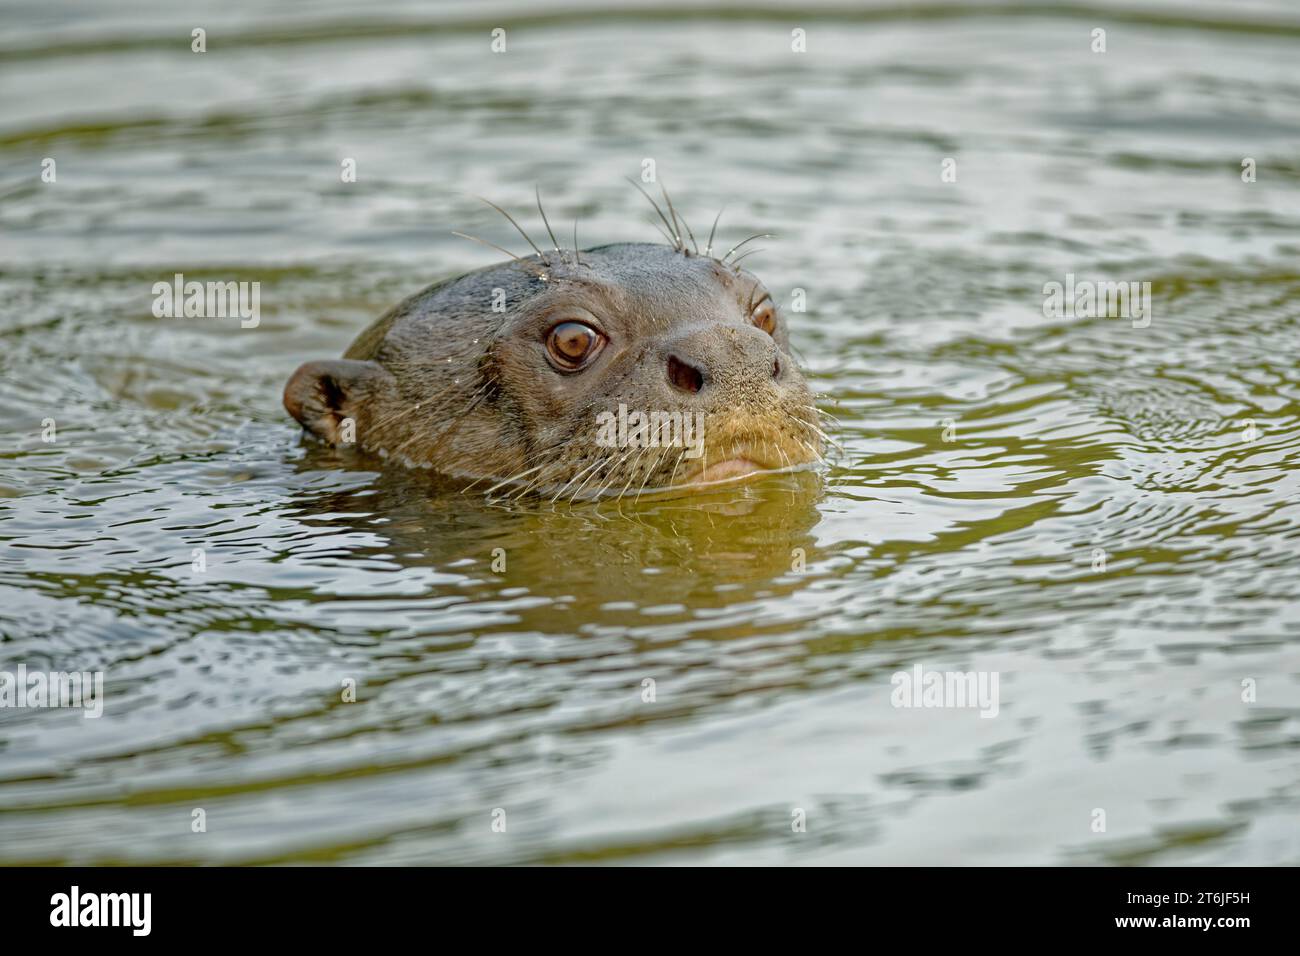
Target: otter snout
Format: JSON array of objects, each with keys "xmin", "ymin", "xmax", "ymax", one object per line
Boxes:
[{"xmin": 662, "ymin": 323, "xmax": 785, "ymax": 402}]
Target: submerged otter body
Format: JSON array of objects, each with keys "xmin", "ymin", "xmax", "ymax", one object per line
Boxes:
[{"xmin": 284, "ymin": 242, "xmax": 823, "ymax": 499}]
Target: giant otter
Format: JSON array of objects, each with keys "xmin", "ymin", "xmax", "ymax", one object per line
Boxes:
[{"xmin": 284, "ymin": 205, "xmax": 825, "ymax": 500}]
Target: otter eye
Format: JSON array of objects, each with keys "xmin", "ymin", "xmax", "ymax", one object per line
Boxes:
[
  {"xmin": 546, "ymin": 321, "xmax": 604, "ymax": 370},
  {"xmin": 751, "ymin": 297, "xmax": 777, "ymax": 336}
]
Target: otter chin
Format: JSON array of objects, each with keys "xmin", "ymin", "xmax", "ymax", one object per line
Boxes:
[
  {"xmin": 284, "ymin": 237, "xmax": 824, "ymax": 500},
  {"xmin": 690, "ymin": 458, "xmax": 765, "ymax": 484}
]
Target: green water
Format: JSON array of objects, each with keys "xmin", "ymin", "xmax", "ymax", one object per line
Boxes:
[{"xmin": 1, "ymin": 1, "xmax": 1298, "ymax": 864}]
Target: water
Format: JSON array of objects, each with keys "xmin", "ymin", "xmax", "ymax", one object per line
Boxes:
[{"xmin": 2, "ymin": 0, "xmax": 1298, "ymax": 865}]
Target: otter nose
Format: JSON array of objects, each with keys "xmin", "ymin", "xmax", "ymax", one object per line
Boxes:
[
  {"xmin": 665, "ymin": 324, "xmax": 781, "ymax": 396},
  {"xmin": 667, "ymin": 354, "xmax": 705, "ymax": 394}
]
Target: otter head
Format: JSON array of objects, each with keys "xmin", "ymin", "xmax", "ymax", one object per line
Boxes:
[{"xmin": 284, "ymin": 242, "xmax": 823, "ymax": 499}]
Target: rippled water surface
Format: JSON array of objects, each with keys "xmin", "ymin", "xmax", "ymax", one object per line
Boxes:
[{"xmin": 2, "ymin": 1, "xmax": 1299, "ymax": 864}]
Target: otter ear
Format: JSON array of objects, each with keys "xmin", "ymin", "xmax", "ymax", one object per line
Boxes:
[{"xmin": 283, "ymin": 359, "xmax": 392, "ymax": 445}]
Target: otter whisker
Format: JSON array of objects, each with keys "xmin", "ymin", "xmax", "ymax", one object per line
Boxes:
[
  {"xmin": 500, "ymin": 444, "xmax": 575, "ymax": 500},
  {"xmin": 626, "ymin": 177, "xmax": 680, "ymax": 251},
  {"xmin": 659, "ymin": 181, "xmax": 697, "ymax": 255},
  {"xmin": 650, "ymin": 221, "xmax": 677, "ymax": 247},
  {"xmin": 569, "ymin": 456, "xmax": 617, "ymax": 502},
  {"xmin": 572, "ymin": 218, "xmax": 582, "ymax": 266},
  {"xmin": 793, "ymin": 435, "xmax": 823, "ymax": 462},
  {"xmin": 462, "ymin": 440, "xmax": 540, "ymax": 495},
  {"xmin": 483, "ymin": 409, "xmax": 614, "ymax": 499},
  {"xmin": 392, "ymin": 380, "xmax": 493, "ymax": 461},
  {"xmin": 789, "ymin": 400, "xmax": 831, "ymax": 422},
  {"xmin": 667, "ymin": 447, "xmax": 689, "ymax": 487},
  {"xmin": 590, "ymin": 445, "xmax": 641, "ymax": 501},
  {"xmin": 364, "ymin": 400, "xmax": 427, "ymax": 440},
  {"xmin": 451, "ymin": 231, "xmax": 548, "ymax": 278},
  {"xmin": 475, "ymin": 196, "xmax": 546, "ymax": 259},
  {"xmin": 501, "ymin": 458, "xmax": 564, "ymax": 501},
  {"xmin": 800, "ymin": 419, "xmax": 842, "ymax": 451},
  {"xmin": 510, "ymin": 468, "xmax": 560, "ymax": 500},
  {"xmin": 459, "ymin": 472, "xmax": 493, "ymax": 494},
  {"xmin": 634, "ymin": 455, "xmax": 660, "ymax": 500},
  {"xmin": 550, "ymin": 455, "xmax": 606, "ymax": 503},
  {"xmin": 659, "ymin": 183, "xmax": 681, "ymax": 245},
  {"xmin": 788, "ymin": 411, "xmax": 842, "ymax": 455},
  {"xmin": 730, "ymin": 247, "xmax": 765, "ymax": 267},
  {"xmin": 387, "ymin": 379, "xmax": 493, "ymax": 457},
  {"xmin": 680, "ymin": 213, "xmax": 700, "ymax": 256},
  {"xmin": 364, "ymin": 377, "xmax": 488, "ymax": 453},
  {"xmin": 810, "ymin": 404, "xmax": 843, "ymax": 426},
  {"xmin": 617, "ymin": 444, "xmax": 655, "ymax": 501},
  {"xmin": 535, "ymin": 185, "xmax": 561, "ymax": 254},
  {"xmin": 705, "ymin": 207, "xmax": 725, "ymax": 258},
  {"xmin": 612, "ymin": 449, "xmax": 648, "ymax": 517},
  {"xmin": 722, "ymin": 233, "xmax": 773, "ymax": 263},
  {"xmin": 620, "ymin": 445, "xmax": 665, "ymax": 517},
  {"xmin": 483, "ymin": 462, "xmax": 547, "ymax": 496},
  {"xmin": 785, "ymin": 408, "xmax": 837, "ymax": 457},
  {"xmin": 774, "ymin": 440, "xmax": 793, "ymax": 471},
  {"xmin": 636, "ymin": 445, "xmax": 675, "ymax": 500},
  {"xmin": 567, "ymin": 451, "xmax": 618, "ymax": 502}
]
